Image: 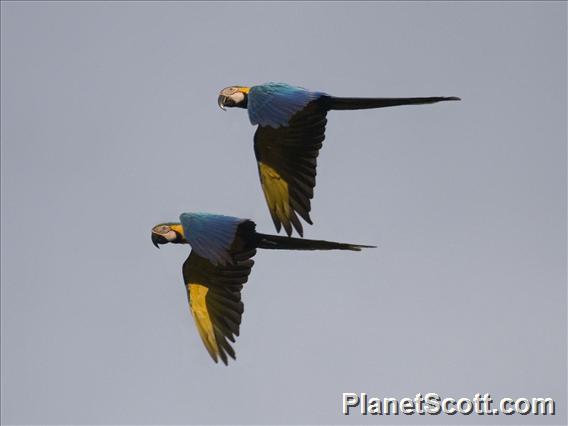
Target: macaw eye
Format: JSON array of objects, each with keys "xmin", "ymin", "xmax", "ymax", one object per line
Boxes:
[
  {"xmin": 153, "ymin": 225, "xmax": 170, "ymax": 234},
  {"xmin": 224, "ymin": 87, "xmax": 238, "ymax": 96}
]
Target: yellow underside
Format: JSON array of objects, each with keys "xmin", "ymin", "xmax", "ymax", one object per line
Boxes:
[
  {"xmin": 188, "ymin": 283, "xmax": 219, "ymax": 361},
  {"xmin": 259, "ymin": 162, "xmax": 291, "ymax": 224}
]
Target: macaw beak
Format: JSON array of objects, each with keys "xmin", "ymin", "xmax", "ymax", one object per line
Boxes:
[
  {"xmin": 217, "ymin": 95, "xmax": 227, "ymax": 111},
  {"xmin": 151, "ymin": 233, "xmax": 166, "ymax": 249}
]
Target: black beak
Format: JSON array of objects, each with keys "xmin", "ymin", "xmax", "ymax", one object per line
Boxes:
[
  {"xmin": 152, "ymin": 233, "xmax": 166, "ymax": 249},
  {"xmin": 217, "ymin": 95, "xmax": 227, "ymax": 111}
]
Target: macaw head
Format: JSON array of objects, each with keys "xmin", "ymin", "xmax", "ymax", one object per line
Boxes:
[
  {"xmin": 151, "ymin": 223, "xmax": 186, "ymax": 248},
  {"xmin": 218, "ymin": 86, "xmax": 250, "ymax": 110}
]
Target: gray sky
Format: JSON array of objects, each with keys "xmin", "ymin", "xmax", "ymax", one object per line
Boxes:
[{"xmin": 1, "ymin": 2, "xmax": 566, "ymax": 425}]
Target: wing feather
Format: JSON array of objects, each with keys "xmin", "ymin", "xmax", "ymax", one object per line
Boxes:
[
  {"xmin": 183, "ymin": 251, "xmax": 255, "ymax": 365},
  {"xmin": 248, "ymin": 82, "xmax": 323, "ymax": 128},
  {"xmin": 254, "ymin": 100, "xmax": 328, "ymax": 236},
  {"xmin": 179, "ymin": 213, "xmax": 244, "ymax": 265}
]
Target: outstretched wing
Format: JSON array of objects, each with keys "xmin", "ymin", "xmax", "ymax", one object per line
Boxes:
[
  {"xmin": 254, "ymin": 100, "xmax": 328, "ymax": 236},
  {"xmin": 183, "ymin": 249, "xmax": 255, "ymax": 365}
]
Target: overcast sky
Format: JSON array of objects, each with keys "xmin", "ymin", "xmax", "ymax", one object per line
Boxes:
[{"xmin": 1, "ymin": 2, "xmax": 566, "ymax": 425}]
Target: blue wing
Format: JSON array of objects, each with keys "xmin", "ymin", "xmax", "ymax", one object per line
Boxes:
[
  {"xmin": 179, "ymin": 213, "xmax": 245, "ymax": 266},
  {"xmin": 247, "ymin": 82, "xmax": 324, "ymax": 129}
]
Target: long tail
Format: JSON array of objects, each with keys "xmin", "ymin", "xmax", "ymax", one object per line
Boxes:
[
  {"xmin": 256, "ymin": 233, "xmax": 376, "ymax": 252},
  {"xmin": 323, "ymin": 95, "xmax": 461, "ymax": 111}
]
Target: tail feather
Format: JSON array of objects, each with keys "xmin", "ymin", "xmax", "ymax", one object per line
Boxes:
[
  {"xmin": 324, "ymin": 95, "xmax": 461, "ymax": 111},
  {"xmin": 256, "ymin": 233, "xmax": 375, "ymax": 252}
]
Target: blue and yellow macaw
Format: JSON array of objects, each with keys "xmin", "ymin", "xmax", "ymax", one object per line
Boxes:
[
  {"xmin": 218, "ymin": 82, "xmax": 460, "ymax": 237},
  {"xmin": 151, "ymin": 212, "xmax": 374, "ymax": 365}
]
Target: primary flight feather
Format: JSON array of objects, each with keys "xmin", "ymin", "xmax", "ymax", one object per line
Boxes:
[{"xmin": 218, "ymin": 82, "xmax": 460, "ymax": 237}]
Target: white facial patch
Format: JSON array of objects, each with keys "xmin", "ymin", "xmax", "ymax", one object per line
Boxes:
[
  {"xmin": 221, "ymin": 87, "xmax": 239, "ymax": 96},
  {"xmin": 164, "ymin": 230, "xmax": 177, "ymax": 241},
  {"xmin": 230, "ymin": 91, "xmax": 245, "ymax": 104}
]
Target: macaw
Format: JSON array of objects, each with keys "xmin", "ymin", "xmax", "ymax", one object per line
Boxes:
[
  {"xmin": 218, "ymin": 82, "xmax": 460, "ymax": 237},
  {"xmin": 151, "ymin": 212, "xmax": 374, "ymax": 365}
]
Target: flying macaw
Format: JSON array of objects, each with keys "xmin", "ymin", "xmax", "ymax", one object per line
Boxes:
[
  {"xmin": 151, "ymin": 212, "xmax": 374, "ymax": 365},
  {"xmin": 218, "ymin": 82, "xmax": 460, "ymax": 237}
]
